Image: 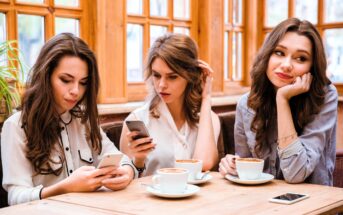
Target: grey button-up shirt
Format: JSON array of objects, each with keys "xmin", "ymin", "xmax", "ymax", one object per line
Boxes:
[{"xmin": 235, "ymin": 84, "xmax": 338, "ymax": 185}]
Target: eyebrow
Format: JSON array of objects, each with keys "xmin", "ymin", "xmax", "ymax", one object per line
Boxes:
[
  {"xmin": 276, "ymin": 45, "xmax": 311, "ymax": 56},
  {"xmin": 151, "ymin": 70, "xmax": 177, "ymax": 75},
  {"xmin": 61, "ymin": 73, "xmax": 88, "ymax": 80}
]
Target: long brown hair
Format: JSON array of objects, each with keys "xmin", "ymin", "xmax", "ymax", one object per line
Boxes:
[
  {"xmin": 248, "ymin": 18, "xmax": 330, "ymax": 157},
  {"xmin": 21, "ymin": 33, "xmax": 102, "ymax": 175},
  {"xmin": 145, "ymin": 33, "xmax": 203, "ymax": 128}
]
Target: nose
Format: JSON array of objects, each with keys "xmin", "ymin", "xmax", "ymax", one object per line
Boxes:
[
  {"xmin": 280, "ymin": 57, "xmax": 293, "ymax": 72},
  {"xmin": 159, "ymin": 77, "xmax": 167, "ymax": 89},
  {"xmin": 69, "ymin": 83, "xmax": 80, "ymax": 96}
]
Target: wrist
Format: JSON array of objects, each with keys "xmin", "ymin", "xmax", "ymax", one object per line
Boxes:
[{"xmin": 133, "ymin": 158, "xmax": 145, "ymax": 168}]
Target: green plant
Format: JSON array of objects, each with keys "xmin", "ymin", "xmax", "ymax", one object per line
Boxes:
[{"xmin": 0, "ymin": 40, "xmax": 25, "ymax": 117}]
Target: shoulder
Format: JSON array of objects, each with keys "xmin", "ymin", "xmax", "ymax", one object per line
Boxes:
[
  {"xmin": 324, "ymin": 84, "xmax": 338, "ymax": 103},
  {"xmin": 237, "ymin": 92, "xmax": 249, "ymax": 108},
  {"xmin": 125, "ymin": 102, "xmax": 151, "ymax": 122},
  {"xmin": 3, "ymin": 111, "xmax": 23, "ymax": 128}
]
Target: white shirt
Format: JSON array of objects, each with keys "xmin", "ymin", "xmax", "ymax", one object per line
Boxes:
[
  {"xmin": 1, "ymin": 111, "xmax": 136, "ymax": 205},
  {"xmin": 125, "ymin": 101, "xmax": 219, "ymax": 176}
]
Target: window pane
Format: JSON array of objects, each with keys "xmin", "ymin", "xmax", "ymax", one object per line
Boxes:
[
  {"xmin": 18, "ymin": 14, "xmax": 44, "ymax": 78},
  {"xmin": 150, "ymin": 0, "xmax": 168, "ymax": 17},
  {"xmin": 324, "ymin": 29, "xmax": 343, "ymax": 82},
  {"xmin": 150, "ymin": 25, "xmax": 167, "ymax": 46},
  {"xmin": 173, "ymin": 0, "xmax": 190, "ymax": 19},
  {"xmin": 173, "ymin": 27, "xmax": 190, "ymax": 35},
  {"xmin": 232, "ymin": 32, "xmax": 242, "ymax": 80},
  {"xmin": 224, "ymin": 32, "xmax": 228, "ymax": 79},
  {"xmin": 325, "ymin": 0, "xmax": 343, "ymax": 23},
  {"xmin": 127, "ymin": 0, "xmax": 143, "ymax": 15},
  {"xmin": 54, "ymin": 0, "xmax": 79, "ymax": 7},
  {"xmin": 233, "ymin": 0, "xmax": 243, "ymax": 25},
  {"xmin": 295, "ymin": 0, "xmax": 318, "ymax": 24},
  {"xmin": 17, "ymin": 0, "xmax": 44, "ymax": 3},
  {"xmin": 224, "ymin": 0, "xmax": 229, "ymax": 24},
  {"xmin": 266, "ymin": 0, "xmax": 288, "ymax": 27},
  {"xmin": 127, "ymin": 24, "xmax": 143, "ymax": 82},
  {"xmin": 0, "ymin": 13, "xmax": 5, "ymax": 43},
  {"xmin": 55, "ymin": 17, "xmax": 80, "ymax": 36}
]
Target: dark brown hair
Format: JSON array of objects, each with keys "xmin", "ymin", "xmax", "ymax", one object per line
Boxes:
[
  {"xmin": 145, "ymin": 33, "xmax": 203, "ymax": 128},
  {"xmin": 21, "ymin": 33, "xmax": 102, "ymax": 175},
  {"xmin": 248, "ymin": 18, "xmax": 330, "ymax": 156}
]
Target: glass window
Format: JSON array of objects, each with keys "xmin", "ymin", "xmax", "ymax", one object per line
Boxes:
[
  {"xmin": 17, "ymin": 0, "xmax": 44, "ymax": 3},
  {"xmin": 150, "ymin": 0, "xmax": 168, "ymax": 17},
  {"xmin": 55, "ymin": 17, "xmax": 80, "ymax": 36},
  {"xmin": 127, "ymin": 0, "xmax": 143, "ymax": 15},
  {"xmin": 325, "ymin": 0, "xmax": 343, "ymax": 23},
  {"xmin": 295, "ymin": 0, "xmax": 318, "ymax": 24},
  {"xmin": 127, "ymin": 24, "xmax": 143, "ymax": 82},
  {"xmin": 324, "ymin": 29, "xmax": 343, "ymax": 82},
  {"xmin": 224, "ymin": 0, "xmax": 229, "ymax": 24},
  {"xmin": 18, "ymin": 14, "xmax": 44, "ymax": 77},
  {"xmin": 173, "ymin": 27, "xmax": 190, "ymax": 35},
  {"xmin": 224, "ymin": 32, "xmax": 229, "ymax": 79},
  {"xmin": 150, "ymin": 25, "xmax": 167, "ymax": 46},
  {"xmin": 266, "ymin": 0, "xmax": 288, "ymax": 27},
  {"xmin": 54, "ymin": 0, "xmax": 79, "ymax": 7},
  {"xmin": 232, "ymin": 32, "xmax": 242, "ymax": 80},
  {"xmin": 233, "ymin": 0, "xmax": 243, "ymax": 25},
  {"xmin": 173, "ymin": 0, "xmax": 190, "ymax": 19},
  {"xmin": 0, "ymin": 13, "xmax": 5, "ymax": 43}
]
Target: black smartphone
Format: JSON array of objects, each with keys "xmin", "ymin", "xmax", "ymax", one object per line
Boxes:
[
  {"xmin": 269, "ymin": 193, "xmax": 309, "ymax": 204},
  {"xmin": 125, "ymin": 120, "xmax": 150, "ymax": 140}
]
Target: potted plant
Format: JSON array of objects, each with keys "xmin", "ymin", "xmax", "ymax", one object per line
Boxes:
[{"xmin": 0, "ymin": 40, "xmax": 25, "ymax": 128}]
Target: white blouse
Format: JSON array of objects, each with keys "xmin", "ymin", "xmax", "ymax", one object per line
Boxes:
[
  {"xmin": 125, "ymin": 101, "xmax": 219, "ymax": 176},
  {"xmin": 1, "ymin": 111, "xmax": 136, "ymax": 205}
]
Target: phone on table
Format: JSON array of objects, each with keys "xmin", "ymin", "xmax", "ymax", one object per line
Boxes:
[
  {"xmin": 97, "ymin": 152, "xmax": 123, "ymax": 169},
  {"xmin": 269, "ymin": 193, "xmax": 309, "ymax": 205},
  {"xmin": 125, "ymin": 120, "xmax": 150, "ymax": 140}
]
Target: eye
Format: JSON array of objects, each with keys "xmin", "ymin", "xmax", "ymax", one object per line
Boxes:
[
  {"xmin": 168, "ymin": 75, "xmax": 178, "ymax": 80},
  {"xmin": 153, "ymin": 72, "xmax": 161, "ymax": 79},
  {"xmin": 274, "ymin": 50, "xmax": 284, "ymax": 56},
  {"xmin": 80, "ymin": 81, "xmax": 88, "ymax": 86},
  {"xmin": 60, "ymin": 78, "xmax": 71, "ymax": 83},
  {"xmin": 295, "ymin": 56, "xmax": 308, "ymax": 63}
]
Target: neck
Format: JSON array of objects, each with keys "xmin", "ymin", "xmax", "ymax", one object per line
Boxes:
[{"xmin": 166, "ymin": 100, "xmax": 185, "ymax": 130}]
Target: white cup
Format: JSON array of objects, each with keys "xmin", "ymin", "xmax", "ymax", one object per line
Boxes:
[
  {"xmin": 152, "ymin": 168, "xmax": 189, "ymax": 194},
  {"xmin": 175, "ymin": 159, "xmax": 203, "ymax": 181},
  {"xmin": 235, "ymin": 158, "xmax": 264, "ymax": 180}
]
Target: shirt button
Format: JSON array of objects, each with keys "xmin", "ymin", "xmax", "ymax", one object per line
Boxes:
[
  {"xmin": 89, "ymin": 158, "xmax": 93, "ymax": 162},
  {"xmin": 61, "ymin": 127, "xmax": 65, "ymax": 130},
  {"xmin": 69, "ymin": 170, "xmax": 73, "ymax": 174},
  {"xmin": 65, "ymin": 147, "xmax": 69, "ymax": 151}
]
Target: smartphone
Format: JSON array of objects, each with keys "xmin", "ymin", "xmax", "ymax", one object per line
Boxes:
[
  {"xmin": 97, "ymin": 152, "xmax": 123, "ymax": 169},
  {"xmin": 269, "ymin": 193, "xmax": 309, "ymax": 205},
  {"xmin": 125, "ymin": 120, "xmax": 150, "ymax": 140}
]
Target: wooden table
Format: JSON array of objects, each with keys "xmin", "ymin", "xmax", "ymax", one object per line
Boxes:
[{"xmin": 1, "ymin": 172, "xmax": 343, "ymax": 214}]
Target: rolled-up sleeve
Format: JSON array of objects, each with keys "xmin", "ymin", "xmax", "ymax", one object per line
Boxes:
[
  {"xmin": 278, "ymin": 87, "xmax": 338, "ymax": 183},
  {"xmin": 1, "ymin": 114, "xmax": 43, "ymax": 205}
]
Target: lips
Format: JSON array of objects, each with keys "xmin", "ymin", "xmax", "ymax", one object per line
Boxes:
[
  {"xmin": 65, "ymin": 99, "xmax": 78, "ymax": 105},
  {"xmin": 159, "ymin": 92, "xmax": 170, "ymax": 98},
  {"xmin": 275, "ymin": 72, "xmax": 293, "ymax": 80}
]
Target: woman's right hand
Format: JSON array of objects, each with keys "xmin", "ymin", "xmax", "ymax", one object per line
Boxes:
[
  {"xmin": 219, "ymin": 154, "xmax": 240, "ymax": 176},
  {"xmin": 126, "ymin": 131, "xmax": 156, "ymax": 166}
]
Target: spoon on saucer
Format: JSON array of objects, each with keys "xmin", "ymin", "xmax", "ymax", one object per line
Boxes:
[{"xmin": 196, "ymin": 170, "xmax": 210, "ymax": 180}]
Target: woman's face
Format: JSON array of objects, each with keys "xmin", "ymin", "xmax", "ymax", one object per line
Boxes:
[
  {"xmin": 51, "ymin": 56, "xmax": 88, "ymax": 114},
  {"xmin": 267, "ymin": 32, "xmax": 313, "ymax": 89},
  {"xmin": 151, "ymin": 57, "xmax": 188, "ymax": 107}
]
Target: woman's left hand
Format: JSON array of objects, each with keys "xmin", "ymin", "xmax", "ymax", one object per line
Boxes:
[
  {"xmin": 198, "ymin": 60, "xmax": 214, "ymax": 99},
  {"xmin": 277, "ymin": 73, "xmax": 313, "ymax": 101},
  {"xmin": 101, "ymin": 166, "xmax": 132, "ymax": 191}
]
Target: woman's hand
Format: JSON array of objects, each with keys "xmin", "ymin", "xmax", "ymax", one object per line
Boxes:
[
  {"xmin": 198, "ymin": 60, "xmax": 214, "ymax": 99},
  {"xmin": 62, "ymin": 166, "xmax": 117, "ymax": 192},
  {"xmin": 277, "ymin": 73, "xmax": 313, "ymax": 101},
  {"xmin": 219, "ymin": 154, "xmax": 240, "ymax": 176},
  {"xmin": 101, "ymin": 166, "xmax": 132, "ymax": 191},
  {"xmin": 126, "ymin": 131, "xmax": 155, "ymax": 167}
]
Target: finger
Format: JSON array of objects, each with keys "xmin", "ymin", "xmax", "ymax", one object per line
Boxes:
[
  {"xmin": 102, "ymin": 174, "xmax": 129, "ymax": 185},
  {"xmin": 132, "ymin": 142, "xmax": 156, "ymax": 153}
]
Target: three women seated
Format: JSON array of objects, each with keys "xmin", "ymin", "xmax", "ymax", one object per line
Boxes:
[{"xmin": 1, "ymin": 17, "xmax": 337, "ymax": 205}]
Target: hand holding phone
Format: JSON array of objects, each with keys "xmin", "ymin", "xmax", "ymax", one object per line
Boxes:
[
  {"xmin": 126, "ymin": 120, "xmax": 150, "ymax": 140},
  {"xmin": 97, "ymin": 152, "xmax": 123, "ymax": 169},
  {"xmin": 269, "ymin": 193, "xmax": 309, "ymax": 204}
]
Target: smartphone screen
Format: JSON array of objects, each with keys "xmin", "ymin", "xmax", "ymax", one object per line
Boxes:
[
  {"xmin": 125, "ymin": 120, "xmax": 150, "ymax": 140},
  {"xmin": 274, "ymin": 193, "xmax": 306, "ymax": 201}
]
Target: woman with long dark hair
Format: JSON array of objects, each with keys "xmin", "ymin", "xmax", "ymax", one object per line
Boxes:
[
  {"xmin": 219, "ymin": 18, "xmax": 337, "ymax": 185},
  {"xmin": 1, "ymin": 33, "xmax": 136, "ymax": 205}
]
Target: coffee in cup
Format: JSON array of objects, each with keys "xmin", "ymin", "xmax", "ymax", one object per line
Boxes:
[
  {"xmin": 175, "ymin": 159, "xmax": 203, "ymax": 181},
  {"xmin": 235, "ymin": 158, "xmax": 264, "ymax": 180},
  {"xmin": 152, "ymin": 168, "xmax": 189, "ymax": 193}
]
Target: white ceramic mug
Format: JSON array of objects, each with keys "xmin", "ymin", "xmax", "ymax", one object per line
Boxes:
[
  {"xmin": 235, "ymin": 158, "xmax": 264, "ymax": 180},
  {"xmin": 152, "ymin": 168, "xmax": 189, "ymax": 194},
  {"xmin": 175, "ymin": 159, "xmax": 203, "ymax": 181}
]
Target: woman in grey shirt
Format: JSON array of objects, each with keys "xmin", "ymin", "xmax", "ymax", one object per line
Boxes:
[{"xmin": 219, "ymin": 18, "xmax": 338, "ymax": 185}]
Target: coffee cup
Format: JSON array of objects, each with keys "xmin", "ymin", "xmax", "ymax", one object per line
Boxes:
[
  {"xmin": 152, "ymin": 168, "xmax": 189, "ymax": 193},
  {"xmin": 235, "ymin": 158, "xmax": 264, "ymax": 180},
  {"xmin": 175, "ymin": 159, "xmax": 203, "ymax": 181}
]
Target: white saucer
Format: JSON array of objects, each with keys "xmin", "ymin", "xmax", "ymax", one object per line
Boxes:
[
  {"xmin": 188, "ymin": 174, "xmax": 213, "ymax": 185},
  {"xmin": 225, "ymin": 173, "xmax": 274, "ymax": 185},
  {"xmin": 146, "ymin": 184, "xmax": 200, "ymax": 198}
]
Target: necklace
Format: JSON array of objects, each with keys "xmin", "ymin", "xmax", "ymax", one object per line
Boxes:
[{"xmin": 60, "ymin": 114, "xmax": 72, "ymax": 125}]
